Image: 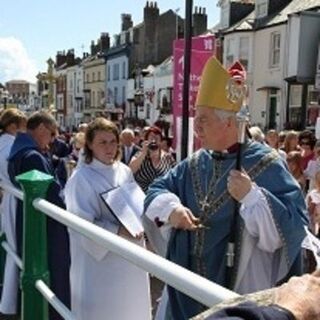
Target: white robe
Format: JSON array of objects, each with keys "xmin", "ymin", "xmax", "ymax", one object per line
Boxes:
[
  {"xmin": 64, "ymin": 159, "xmax": 151, "ymax": 320},
  {"xmin": 0, "ymin": 133, "xmax": 19, "ymax": 314}
]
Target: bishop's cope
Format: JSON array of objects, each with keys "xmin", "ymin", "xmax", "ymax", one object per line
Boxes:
[{"xmin": 144, "ymin": 56, "xmax": 308, "ymax": 319}]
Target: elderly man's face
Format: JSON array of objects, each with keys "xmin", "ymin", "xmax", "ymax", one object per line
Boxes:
[
  {"xmin": 194, "ymin": 106, "xmax": 230, "ymax": 151},
  {"xmin": 121, "ymin": 133, "xmax": 134, "ymax": 146}
]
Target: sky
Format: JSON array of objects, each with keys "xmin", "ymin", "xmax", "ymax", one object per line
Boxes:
[{"xmin": 0, "ymin": 0, "xmax": 220, "ymax": 84}]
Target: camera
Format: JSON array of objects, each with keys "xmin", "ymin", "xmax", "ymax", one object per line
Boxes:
[{"xmin": 148, "ymin": 142, "xmax": 159, "ymax": 151}]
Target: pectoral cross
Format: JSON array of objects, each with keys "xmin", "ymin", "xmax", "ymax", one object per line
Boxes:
[{"xmin": 200, "ymin": 197, "xmax": 210, "ymax": 212}]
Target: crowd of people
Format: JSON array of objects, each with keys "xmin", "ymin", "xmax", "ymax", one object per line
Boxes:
[
  {"xmin": 250, "ymin": 126, "xmax": 320, "ymax": 243},
  {"xmin": 0, "ymin": 56, "xmax": 319, "ymax": 320}
]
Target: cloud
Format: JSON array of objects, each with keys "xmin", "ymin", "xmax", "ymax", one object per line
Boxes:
[{"xmin": 0, "ymin": 37, "xmax": 38, "ymax": 84}]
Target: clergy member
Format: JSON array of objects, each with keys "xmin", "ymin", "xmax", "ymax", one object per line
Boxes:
[{"xmin": 144, "ymin": 57, "xmax": 307, "ymax": 319}]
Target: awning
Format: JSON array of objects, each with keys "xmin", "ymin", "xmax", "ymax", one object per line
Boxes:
[
  {"xmin": 256, "ymin": 86, "xmax": 280, "ymax": 91},
  {"xmin": 284, "ymin": 76, "xmax": 314, "ymax": 84}
]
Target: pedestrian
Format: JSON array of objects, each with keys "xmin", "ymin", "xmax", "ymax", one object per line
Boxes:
[
  {"xmin": 283, "ymin": 131, "xmax": 300, "ymax": 154},
  {"xmin": 265, "ymin": 129, "xmax": 287, "ymax": 160},
  {"xmin": 129, "ymin": 126, "xmax": 176, "ymax": 193},
  {"xmin": 0, "ymin": 109, "xmax": 26, "ymax": 318},
  {"xmin": 120, "ymin": 128, "xmax": 141, "ymax": 165},
  {"xmin": 144, "ymin": 57, "xmax": 307, "ymax": 319},
  {"xmin": 64, "ymin": 118, "xmax": 151, "ymax": 320},
  {"xmin": 287, "ymin": 151, "xmax": 306, "ymax": 192},
  {"xmin": 7, "ymin": 111, "xmax": 70, "ymax": 320},
  {"xmin": 304, "ymin": 140, "xmax": 320, "ymax": 192}
]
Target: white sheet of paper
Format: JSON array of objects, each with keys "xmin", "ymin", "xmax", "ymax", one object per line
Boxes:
[{"xmin": 100, "ymin": 182, "xmax": 145, "ymax": 237}]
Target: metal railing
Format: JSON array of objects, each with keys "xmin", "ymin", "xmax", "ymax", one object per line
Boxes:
[{"xmin": 0, "ymin": 170, "xmax": 239, "ymax": 319}]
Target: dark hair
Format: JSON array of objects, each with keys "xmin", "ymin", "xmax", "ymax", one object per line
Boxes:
[
  {"xmin": 84, "ymin": 117, "xmax": 121, "ymax": 163},
  {"xmin": 144, "ymin": 126, "xmax": 162, "ymax": 140},
  {"xmin": 299, "ymin": 130, "xmax": 316, "ymax": 149},
  {"xmin": 27, "ymin": 111, "xmax": 57, "ymax": 131},
  {"xmin": 0, "ymin": 108, "xmax": 27, "ymax": 132}
]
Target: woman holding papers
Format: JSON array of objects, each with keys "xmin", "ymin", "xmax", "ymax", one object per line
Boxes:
[{"xmin": 65, "ymin": 118, "xmax": 151, "ymax": 320}]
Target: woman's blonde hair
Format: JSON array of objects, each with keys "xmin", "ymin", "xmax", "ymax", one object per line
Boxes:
[
  {"xmin": 73, "ymin": 132, "xmax": 85, "ymax": 148},
  {"xmin": 84, "ymin": 117, "xmax": 121, "ymax": 163}
]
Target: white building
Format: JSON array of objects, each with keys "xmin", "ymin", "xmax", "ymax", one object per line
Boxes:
[
  {"xmin": 126, "ymin": 57, "xmax": 173, "ymax": 129},
  {"xmin": 66, "ymin": 64, "xmax": 84, "ymax": 128},
  {"xmin": 218, "ymin": 0, "xmax": 320, "ymax": 130},
  {"xmin": 105, "ymin": 44, "xmax": 130, "ymax": 122}
]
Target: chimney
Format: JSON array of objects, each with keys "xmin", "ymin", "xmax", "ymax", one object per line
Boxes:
[
  {"xmin": 90, "ymin": 40, "xmax": 96, "ymax": 55},
  {"xmin": 193, "ymin": 6, "xmax": 208, "ymax": 36},
  {"xmin": 66, "ymin": 49, "xmax": 75, "ymax": 66},
  {"xmin": 100, "ymin": 33, "xmax": 110, "ymax": 52},
  {"xmin": 56, "ymin": 51, "xmax": 67, "ymax": 68},
  {"xmin": 144, "ymin": 1, "xmax": 159, "ymax": 22},
  {"xmin": 121, "ymin": 14, "xmax": 133, "ymax": 31}
]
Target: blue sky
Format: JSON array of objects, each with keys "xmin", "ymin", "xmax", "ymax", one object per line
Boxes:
[{"xmin": 0, "ymin": 0, "xmax": 219, "ymax": 84}]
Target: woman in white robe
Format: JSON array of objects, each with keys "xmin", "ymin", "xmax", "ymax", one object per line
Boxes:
[
  {"xmin": 64, "ymin": 118, "xmax": 151, "ymax": 320},
  {"xmin": 0, "ymin": 109, "xmax": 26, "ymax": 315}
]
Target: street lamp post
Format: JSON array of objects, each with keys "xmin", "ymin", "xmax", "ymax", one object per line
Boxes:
[
  {"xmin": 181, "ymin": 0, "xmax": 193, "ymax": 160},
  {"xmin": 3, "ymin": 89, "xmax": 9, "ymax": 109}
]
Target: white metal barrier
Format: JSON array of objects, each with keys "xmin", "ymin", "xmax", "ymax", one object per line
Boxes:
[{"xmin": 0, "ymin": 181, "xmax": 239, "ymax": 319}]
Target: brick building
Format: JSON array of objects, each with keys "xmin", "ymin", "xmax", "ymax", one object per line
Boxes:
[{"xmin": 5, "ymin": 80, "xmax": 30, "ymax": 105}]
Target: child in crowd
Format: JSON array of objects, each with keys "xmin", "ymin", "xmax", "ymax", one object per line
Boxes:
[
  {"xmin": 306, "ymin": 170, "xmax": 320, "ymax": 237},
  {"xmin": 265, "ymin": 129, "xmax": 287, "ymax": 160},
  {"xmin": 304, "ymin": 140, "xmax": 320, "ymax": 192},
  {"xmin": 305, "ymin": 171, "xmax": 320, "ymax": 272}
]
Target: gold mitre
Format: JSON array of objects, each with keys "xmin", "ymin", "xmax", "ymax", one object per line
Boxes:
[{"xmin": 195, "ymin": 56, "xmax": 246, "ymax": 112}]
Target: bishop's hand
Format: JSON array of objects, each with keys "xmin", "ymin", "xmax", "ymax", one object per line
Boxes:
[
  {"xmin": 227, "ymin": 169, "xmax": 252, "ymax": 201},
  {"xmin": 169, "ymin": 205, "xmax": 200, "ymax": 231}
]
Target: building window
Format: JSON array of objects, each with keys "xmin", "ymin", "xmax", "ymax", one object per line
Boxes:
[
  {"xmin": 86, "ymin": 73, "xmax": 89, "ymax": 83},
  {"xmin": 225, "ymin": 38, "xmax": 235, "ymax": 67},
  {"xmin": 92, "ymin": 72, "xmax": 95, "ymax": 82},
  {"xmin": 270, "ymin": 32, "xmax": 281, "ymax": 68},
  {"xmin": 290, "ymin": 85, "xmax": 302, "ymax": 107},
  {"xmin": 107, "ymin": 65, "xmax": 111, "ymax": 81},
  {"xmin": 239, "ymin": 37, "xmax": 249, "ymax": 70},
  {"xmin": 256, "ymin": 0, "xmax": 268, "ymax": 18},
  {"xmin": 146, "ymin": 103, "xmax": 151, "ymax": 119},
  {"xmin": 122, "ymin": 86, "xmax": 126, "ymax": 104},
  {"xmin": 92, "ymin": 91, "xmax": 95, "ymax": 107},
  {"xmin": 122, "ymin": 61, "xmax": 126, "ymax": 79},
  {"xmin": 306, "ymin": 85, "xmax": 320, "ymax": 126},
  {"xmin": 98, "ymin": 71, "xmax": 101, "ymax": 81},
  {"xmin": 114, "ymin": 87, "xmax": 118, "ymax": 105},
  {"xmin": 113, "ymin": 64, "xmax": 120, "ymax": 80}
]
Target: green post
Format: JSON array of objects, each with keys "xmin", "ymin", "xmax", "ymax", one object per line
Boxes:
[{"xmin": 16, "ymin": 169, "xmax": 54, "ymax": 320}]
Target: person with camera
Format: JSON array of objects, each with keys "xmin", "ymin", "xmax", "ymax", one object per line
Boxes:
[{"xmin": 129, "ymin": 126, "xmax": 176, "ymax": 193}]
